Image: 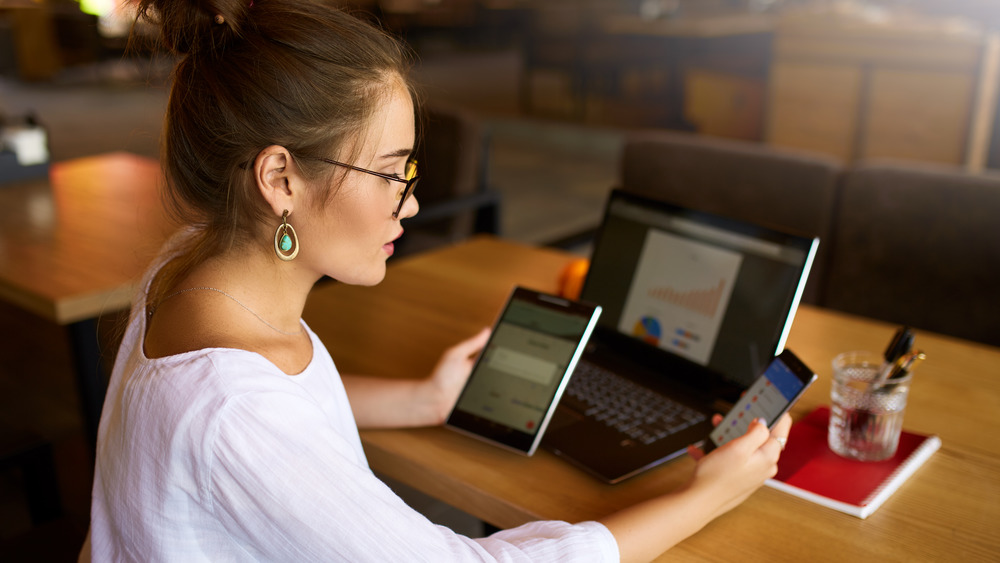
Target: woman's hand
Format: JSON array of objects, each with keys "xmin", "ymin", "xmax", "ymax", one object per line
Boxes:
[
  {"xmin": 685, "ymin": 413, "xmax": 725, "ymax": 462},
  {"xmin": 601, "ymin": 413, "xmax": 793, "ymax": 563},
  {"xmin": 425, "ymin": 327, "xmax": 491, "ymax": 424},
  {"xmin": 343, "ymin": 328, "xmax": 489, "ymax": 429},
  {"xmin": 686, "ymin": 413, "xmax": 792, "ymax": 519},
  {"xmin": 601, "ymin": 414, "xmax": 792, "ymax": 562}
]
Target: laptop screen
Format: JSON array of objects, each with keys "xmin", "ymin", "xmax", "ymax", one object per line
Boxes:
[{"xmin": 580, "ymin": 189, "xmax": 818, "ymax": 388}]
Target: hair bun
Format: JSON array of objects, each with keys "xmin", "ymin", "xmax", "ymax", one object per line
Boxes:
[{"xmin": 137, "ymin": 0, "xmax": 249, "ymax": 56}]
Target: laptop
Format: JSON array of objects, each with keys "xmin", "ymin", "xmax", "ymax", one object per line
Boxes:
[{"xmin": 541, "ymin": 188, "xmax": 818, "ymax": 483}]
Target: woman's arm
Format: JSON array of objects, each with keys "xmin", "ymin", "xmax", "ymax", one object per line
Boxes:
[
  {"xmin": 209, "ymin": 387, "xmax": 618, "ymax": 562},
  {"xmin": 599, "ymin": 415, "xmax": 791, "ymax": 563},
  {"xmin": 342, "ymin": 328, "xmax": 490, "ymax": 428},
  {"xmin": 345, "ymin": 327, "xmax": 791, "ymax": 562}
]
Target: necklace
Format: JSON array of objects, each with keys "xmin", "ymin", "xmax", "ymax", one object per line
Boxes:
[{"xmin": 154, "ymin": 286, "xmax": 304, "ymax": 336}]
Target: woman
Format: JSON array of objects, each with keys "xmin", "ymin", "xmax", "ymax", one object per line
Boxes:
[{"xmin": 85, "ymin": 0, "xmax": 791, "ymax": 561}]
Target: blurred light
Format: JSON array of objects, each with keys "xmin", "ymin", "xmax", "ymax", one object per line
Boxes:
[{"xmin": 78, "ymin": 0, "xmax": 112, "ymax": 17}]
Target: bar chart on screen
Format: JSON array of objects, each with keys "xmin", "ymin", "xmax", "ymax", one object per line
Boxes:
[{"xmin": 647, "ymin": 278, "xmax": 727, "ymax": 318}]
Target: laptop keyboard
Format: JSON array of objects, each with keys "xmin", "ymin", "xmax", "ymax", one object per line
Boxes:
[{"xmin": 563, "ymin": 361, "xmax": 708, "ymax": 445}]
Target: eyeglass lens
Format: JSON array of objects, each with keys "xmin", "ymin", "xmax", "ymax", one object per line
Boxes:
[{"xmin": 391, "ymin": 159, "xmax": 418, "ymax": 218}]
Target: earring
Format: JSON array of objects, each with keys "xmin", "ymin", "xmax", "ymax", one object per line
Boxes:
[{"xmin": 274, "ymin": 210, "xmax": 299, "ymax": 261}]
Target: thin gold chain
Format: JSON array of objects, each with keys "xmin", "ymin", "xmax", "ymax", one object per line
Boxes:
[{"xmin": 154, "ymin": 286, "xmax": 304, "ymax": 336}]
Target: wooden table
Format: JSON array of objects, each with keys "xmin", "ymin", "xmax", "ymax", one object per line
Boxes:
[
  {"xmin": 0, "ymin": 152, "xmax": 173, "ymax": 449},
  {"xmin": 303, "ymin": 236, "xmax": 1000, "ymax": 561}
]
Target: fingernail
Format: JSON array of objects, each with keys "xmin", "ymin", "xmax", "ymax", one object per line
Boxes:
[{"xmin": 756, "ymin": 417, "xmax": 768, "ymax": 426}]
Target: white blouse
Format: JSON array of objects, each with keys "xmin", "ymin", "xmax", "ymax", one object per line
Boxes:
[{"xmin": 86, "ymin": 239, "xmax": 619, "ymax": 562}]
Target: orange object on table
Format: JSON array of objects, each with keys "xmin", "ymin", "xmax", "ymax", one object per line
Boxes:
[{"xmin": 558, "ymin": 258, "xmax": 589, "ymax": 300}]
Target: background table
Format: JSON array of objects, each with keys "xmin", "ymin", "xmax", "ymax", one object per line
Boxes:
[
  {"xmin": 0, "ymin": 152, "xmax": 173, "ymax": 449},
  {"xmin": 303, "ymin": 236, "xmax": 1000, "ymax": 561}
]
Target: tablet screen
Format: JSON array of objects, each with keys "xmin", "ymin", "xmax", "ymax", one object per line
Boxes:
[{"xmin": 446, "ymin": 287, "xmax": 601, "ymax": 455}]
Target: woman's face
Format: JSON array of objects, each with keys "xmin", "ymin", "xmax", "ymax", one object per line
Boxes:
[{"xmin": 297, "ymin": 80, "xmax": 418, "ymax": 286}]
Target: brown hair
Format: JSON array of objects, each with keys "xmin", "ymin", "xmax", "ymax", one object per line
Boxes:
[{"xmin": 136, "ymin": 0, "xmax": 414, "ymax": 308}]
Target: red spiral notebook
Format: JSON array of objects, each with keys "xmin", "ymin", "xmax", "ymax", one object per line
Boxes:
[{"xmin": 764, "ymin": 406, "xmax": 941, "ymax": 519}]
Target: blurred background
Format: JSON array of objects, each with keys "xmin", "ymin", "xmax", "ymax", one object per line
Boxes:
[
  {"xmin": 2, "ymin": 0, "xmax": 1000, "ymax": 559},
  {"xmin": 4, "ymin": 0, "xmax": 1000, "ymax": 244}
]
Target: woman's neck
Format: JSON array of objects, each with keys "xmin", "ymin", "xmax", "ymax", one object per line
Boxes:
[
  {"xmin": 189, "ymin": 247, "xmax": 316, "ymax": 331},
  {"xmin": 144, "ymin": 242, "xmax": 318, "ymax": 373}
]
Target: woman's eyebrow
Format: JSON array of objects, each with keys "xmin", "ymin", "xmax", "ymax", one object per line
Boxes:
[{"xmin": 380, "ymin": 148, "xmax": 413, "ymax": 159}]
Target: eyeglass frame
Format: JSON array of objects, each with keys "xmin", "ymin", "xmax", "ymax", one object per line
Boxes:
[{"xmin": 302, "ymin": 155, "xmax": 419, "ymax": 219}]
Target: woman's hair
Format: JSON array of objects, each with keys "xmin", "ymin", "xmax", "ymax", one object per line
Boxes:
[{"xmin": 137, "ymin": 0, "xmax": 414, "ymax": 307}]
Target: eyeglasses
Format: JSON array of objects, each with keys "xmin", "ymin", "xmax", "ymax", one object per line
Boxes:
[{"xmin": 306, "ymin": 156, "xmax": 419, "ymax": 219}]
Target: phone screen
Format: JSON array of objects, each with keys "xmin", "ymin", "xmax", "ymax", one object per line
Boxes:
[
  {"xmin": 447, "ymin": 287, "xmax": 601, "ymax": 455},
  {"xmin": 708, "ymin": 350, "xmax": 816, "ymax": 450}
]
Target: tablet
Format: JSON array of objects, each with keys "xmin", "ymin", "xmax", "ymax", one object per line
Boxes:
[{"xmin": 446, "ymin": 286, "xmax": 602, "ymax": 455}]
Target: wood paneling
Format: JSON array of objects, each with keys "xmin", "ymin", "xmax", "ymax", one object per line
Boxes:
[{"xmin": 766, "ymin": 10, "xmax": 1000, "ymax": 169}]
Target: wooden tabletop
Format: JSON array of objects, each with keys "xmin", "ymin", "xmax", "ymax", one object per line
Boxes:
[
  {"xmin": 303, "ymin": 236, "xmax": 1000, "ymax": 562},
  {"xmin": 0, "ymin": 152, "xmax": 174, "ymax": 324}
]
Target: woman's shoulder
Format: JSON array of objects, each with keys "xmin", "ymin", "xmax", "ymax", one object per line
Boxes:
[
  {"xmin": 123, "ymin": 322, "xmax": 331, "ymax": 405},
  {"xmin": 115, "ymin": 346, "xmax": 314, "ymax": 447},
  {"xmin": 127, "ymin": 343, "xmax": 289, "ymax": 405}
]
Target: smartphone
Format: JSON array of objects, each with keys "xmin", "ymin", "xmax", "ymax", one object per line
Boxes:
[
  {"xmin": 445, "ymin": 286, "xmax": 601, "ymax": 456},
  {"xmin": 704, "ymin": 349, "xmax": 817, "ymax": 453}
]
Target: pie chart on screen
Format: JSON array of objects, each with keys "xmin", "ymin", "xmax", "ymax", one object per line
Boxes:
[{"xmin": 632, "ymin": 316, "xmax": 662, "ymax": 345}]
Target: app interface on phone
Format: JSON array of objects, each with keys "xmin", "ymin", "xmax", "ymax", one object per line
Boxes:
[
  {"xmin": 455, "ymin": 298, "xmax": 590, "ymax": 433},
  {"xmin": 709, "ymin": 358, "xmax": 805, "ymax": 447}
]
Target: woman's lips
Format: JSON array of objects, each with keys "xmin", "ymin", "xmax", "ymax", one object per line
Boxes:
[{"xmin": 384, "ymin": 229, "xmax": 404, "ymax": 256}]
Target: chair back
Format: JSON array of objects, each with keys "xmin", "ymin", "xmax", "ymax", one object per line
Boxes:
[
  {"xmin": 621, "ymin": 130, "xmax": 842, "ymax": 304},
  {"xmin": 822, "ymin": 162, "xmax": 1000, "ymax": 347},
  {"xmin": 417, "ymin": 103, "xmax": 483, "ymax": 207}
]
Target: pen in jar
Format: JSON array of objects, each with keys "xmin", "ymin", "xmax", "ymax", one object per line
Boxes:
[
  {"xmin": 886, "ymin": 349, "xmax": 926, "ymax": 381},
  {"xmin": 870, "ymin": 326, "xmax": 914, "ymax": 390}
]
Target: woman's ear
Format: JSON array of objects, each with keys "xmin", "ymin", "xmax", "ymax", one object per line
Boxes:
[{"xmin": 254, "ymin": 145, "xmax": 299, "ymax": 217}]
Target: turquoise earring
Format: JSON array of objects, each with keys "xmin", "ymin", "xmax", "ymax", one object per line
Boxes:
[{"xmin": 274, "ymin": 210, "xmax": 299, "ymax": 261}]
